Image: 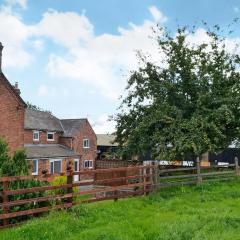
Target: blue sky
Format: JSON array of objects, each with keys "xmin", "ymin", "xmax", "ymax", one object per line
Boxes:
[{"xmin": 0, "ymin": 0, "xmax": 240, "ymax": 133}]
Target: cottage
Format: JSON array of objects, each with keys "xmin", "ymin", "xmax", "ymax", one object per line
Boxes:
[{"xmin": 0, "ymin": 42, "xmax": 97, "ymax": 179}]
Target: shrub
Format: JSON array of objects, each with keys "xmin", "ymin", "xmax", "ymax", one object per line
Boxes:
[
  {"xmin": 50, "ymin": 176, "xmax": 78, "ymax": 204},
  {"xmin": 0, "ymin": 138, "xmax": 49, "ymax": 224}
]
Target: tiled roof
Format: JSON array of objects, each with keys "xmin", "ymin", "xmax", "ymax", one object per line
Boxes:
[
  {"xmin": 25, "ymin": 144, "xmax": 80, "ymax": 159},
  {"xmin": 97, "ymin": 134, "xmax": 118, "ymax": 146},
  {"xmin": 60, "ymin": 119, "xmax": 87, "ymax": 137},
  {"xmin": 24, "ymin": 109, "xmax": 63, "ymax": 132}
]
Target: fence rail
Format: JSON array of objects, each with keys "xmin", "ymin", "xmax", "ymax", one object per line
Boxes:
[{"xmin": 0, "ymin": 158, "xmax": 240, "ymax": 229}]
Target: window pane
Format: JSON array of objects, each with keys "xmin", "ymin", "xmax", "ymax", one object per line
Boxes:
[
  {"xmin": 32, "ymin": 160, "xmax": 37, "ymax": 173},
  {"xmin": 50, "ymin": 162, "xmax": 54, "ymax": 174},
  {"xmin": 33, "ymin": 132, "xmax": 39, "ymax": 140},
  {"xmin": 74, "ymin": 161, "xmax": 78, "ymax": 171},
  {"xmin": 84, "ymin": 139, "xmax": 89, "ymax": 148},
  {"xmin": 54, "ymin": 161, "xmax": 61, "ymax": 173},
  {"xmin": 48, "ymin": 133, "xmax": 54, "ymax": 140}
]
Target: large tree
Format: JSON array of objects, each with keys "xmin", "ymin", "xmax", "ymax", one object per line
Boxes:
[{"xmin": 114, "ymin": 25, "xmax": 240, "ymax": 161}]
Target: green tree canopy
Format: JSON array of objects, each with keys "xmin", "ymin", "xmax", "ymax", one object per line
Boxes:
[{"xmin": 114, "ymin": 25, "xmax": 240, "ymax": 161}]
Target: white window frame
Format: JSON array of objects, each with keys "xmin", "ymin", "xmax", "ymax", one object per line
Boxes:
[
  {"xmin": 32, "ymin": 159, "xmax": 38, "ymax": 175},
  {"xmin": 47, "ymin": 132, "xmax": 55, "ymax": 142},
  {"xmin": 83, "ymin": 139, "xmax": 90, "ymax": 149},
  {"xmin": 33, "ymin": 130, "xmax": 40, "ymax": 141},
  {"xmin": 50, "ymin": 159, "xmax": 62, "ymax": 174},
  {"xmin": 84, "ymin": 160, "xmax": 93, "ymax": 169}
]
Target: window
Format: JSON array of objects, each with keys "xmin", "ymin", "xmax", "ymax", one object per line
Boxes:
[
  {"xmin": 83, "ymin": 139, "xmax": 89, "ymax": 148},
  {"xmin": 32, "ymin": 159, "xmax": 38, "ymax": 175},
  {"xmin": 47, "ymin": 132, "xmax": 54, "ymax": 141},
  {"xmin": 50, "ymin": 159, "xmax": 62, "ymax": 174},
  {"xmin": 33, "ymin": 131, "xmax": 40, "ymax": 141},
  {"xmin": 84, "ymin": 160, "xmax": 93, "ymax": 169}
]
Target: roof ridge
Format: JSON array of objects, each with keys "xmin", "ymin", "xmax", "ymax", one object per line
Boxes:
[
  {"xmin": 60, "ymin": 118, "xmax": 87, "ymax": 121},
  {"xmin": 0, "ymin": 73, "xmax": 26, "ymax": 107}
]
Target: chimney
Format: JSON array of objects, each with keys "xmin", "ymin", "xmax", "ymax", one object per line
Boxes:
[
  {"xmin": 13, "ymin": 82, "xmax": 21, "ymax": 95},
  {"xmin": 0, "ymin": 42, "xmax": 3, "ymax": 73}
]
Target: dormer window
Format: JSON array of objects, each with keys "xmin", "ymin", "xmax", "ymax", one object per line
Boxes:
[
  {"xmin": 33, "ymin": 131, "xmax": 40, "ymax": 141},
  {"xmin": 83, "ymin": 139, "xmax": 89, "ymax": 148},
  {"xmin": 47, "ymin": 132, "xmax": 54, "ymax": 141}
]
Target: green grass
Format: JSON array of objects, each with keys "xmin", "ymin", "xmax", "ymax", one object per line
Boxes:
[{"xmin": 1, "ymin": 179, "xmax": 240, "ymax": 240}]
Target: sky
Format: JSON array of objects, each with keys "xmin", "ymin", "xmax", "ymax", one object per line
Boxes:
[{"xmin": 0, "ymin": 0, "xmax": 240, "ymax": 133}]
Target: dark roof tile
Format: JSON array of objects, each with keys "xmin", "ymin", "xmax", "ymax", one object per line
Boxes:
[
  {"xmin": 24, "ymin": 109, "xmax": 63, "ymax": 132},
  {"xmin": 60, "ymin": 119, "xmax": 87, "ymax": 137},
  {"xmin": 25, "ymin": 144, "xmax": 80, "ymax": 159}
]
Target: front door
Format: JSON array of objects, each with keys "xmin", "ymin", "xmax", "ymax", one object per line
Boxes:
[{"xmin": 74, "ymin": 159, "xmax": 80, "ymax": 182}]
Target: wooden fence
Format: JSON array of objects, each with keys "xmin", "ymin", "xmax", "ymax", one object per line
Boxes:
[
  {"xmin": 0, "ymin": 165, "xmax": 155, "ymax": 229},
  {"xmin": 0, "ymin": 158, "xmax": 239, "ymax": 229},
  {"xmin": 95, "ymin": 160, "xmax": 139, "ymax": 169}
]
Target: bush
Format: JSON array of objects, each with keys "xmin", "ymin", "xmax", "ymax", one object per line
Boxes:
[
  {"xmin": 50, "ymin": 176, "xmax": 78, "ymax": 204},
  {"xmin": 0, "ymin": 138, "xmax": 49, "ymax": 224}
]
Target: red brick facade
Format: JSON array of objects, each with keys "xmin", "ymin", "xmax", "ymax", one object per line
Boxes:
[
  {"xmin": 60, "ymin": 120, "xmax": 97, "ymax": 169},
  {"xmin": 24, "ymin": 130, "xmax": 61, "ymax": 145},
  {"xmin": 0, "ymin": 74, "xmax": 25, "ymax": 155}
]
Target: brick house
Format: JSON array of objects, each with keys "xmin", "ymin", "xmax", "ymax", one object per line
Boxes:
[
  {"xmin": 0, "ymin": 43, "xmax": 97, "ymax": 180},
  {"xmin": 0, "ymin": 43, "xmax": 26, "ymax": 155}
]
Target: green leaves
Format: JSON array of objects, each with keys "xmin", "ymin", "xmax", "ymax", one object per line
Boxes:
[{"xmin": 114, "ymin": 25, "xmax": 240, "ymax": 160}]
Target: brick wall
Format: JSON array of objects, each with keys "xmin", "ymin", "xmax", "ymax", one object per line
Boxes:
[
  {"xmin": 0, "ymin": 76, "xmax": 25, "ymax": 155},
  {"xmin": 60, "ymin": 120, "xmax": 97, "ymax": 170},
  {"xmin": 28, "ymin": 158, "xmax": 71, "ymax": 175},
  {"xmin": 73, "ymin": 120, "xmax": 97, "ymax": 169},
  {"xmin": 59, "ymin": 137, "xmax": 72, "ymax": 148},
  {"xmin": 24, "ymin": 130, "xmax": 61, "ymax": 145}
]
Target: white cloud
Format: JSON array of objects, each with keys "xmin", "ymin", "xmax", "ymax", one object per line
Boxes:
[
  {"xmin": 36, "ymin": 10, "xmax": 94, "ymax": 48},
  {"xmin": 186, "ymin": 28, "xmax": 240, "ymax": 55},
  {"xmin": 0, "ymin": 8, "xmax": 33, "ymax": 68},
  {"xmin": 4, "ymin": 0, "xmax": 27, "ymax": 9},
  {"xmin": 38, "ymin": 85, "xmax": 56, "ymax": 97},
  {"xmin": 149, "ymin": 5, "xmax": 167, "ymax": 23},
  {"xmin": 33, "ymin": 39, "xmax": 44, "ymax": 50},
  {"xmin": 90, "ymin": 113, "xmax": 116, "ymax": 134},
  {"xmin": 44, "ymin": 7, "xmax": 163, "ymax": 100}
]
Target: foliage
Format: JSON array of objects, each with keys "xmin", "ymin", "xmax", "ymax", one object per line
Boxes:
[
  {"xmin": 26, "ymin": 101, "xmax": 52, "ymax": 114},
  {"xmin": 0, "ymin": 138, "xmax": 48, "ymax": 224},
  {"xmin": 0, "ymin": 138, "xmax": 10, "ymax": 176},
  {"xmin": 1, "ymin": 180, "xmax": 240, "ymax": 240},
  {"xmin": 0, "ymin": 139, "xmax": 28, "ymax": 177},
  {"xmin": 114, "ymin": 24, "xmax": 240, "ymax": 161},
  {"xmin": 50, "ymin": 176, "xmax": 78, "ymax": 204}
]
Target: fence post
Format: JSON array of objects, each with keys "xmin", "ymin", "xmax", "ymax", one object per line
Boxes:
[
  {"xmin": 154, "ymin": 161, "xmax": 159, "ymax": 191},
  {"xmin": 235, "ymin": 157, "xmax": 240, "ymax": 176},
  {"xmin": 113, "ymin": 171, "xmax": 118, "ymax": 202},
  {"xmin": 67, "ymin": 169, "xmax": 73, "ymax": 206},
  {"xmin": 143, "ymin": 167, "xmax": 146, "ymax": 195},
  {"xmin": 145, "ymin": 166, "xmax": 151, "ymax": 195},
  {"xmin": 2, "ymin": 177, "xmax": 9, "ymax": 226},
  {"xmin": 196, "ymin": 157, "xmax": 202, "ymax": 184}
]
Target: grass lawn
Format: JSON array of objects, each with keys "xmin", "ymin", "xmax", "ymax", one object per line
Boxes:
[{"xmin": 1, "ymin": 179, "xmax": 240, "ymax": 240}]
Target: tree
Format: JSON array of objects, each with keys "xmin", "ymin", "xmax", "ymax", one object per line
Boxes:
[
  {"xmin": 0, "ymin": 138, "xmax": 28, "ymax": 176},
  {"xmin": 114, "ymin": 25, "xmax": 240, "ymax": 161}
]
